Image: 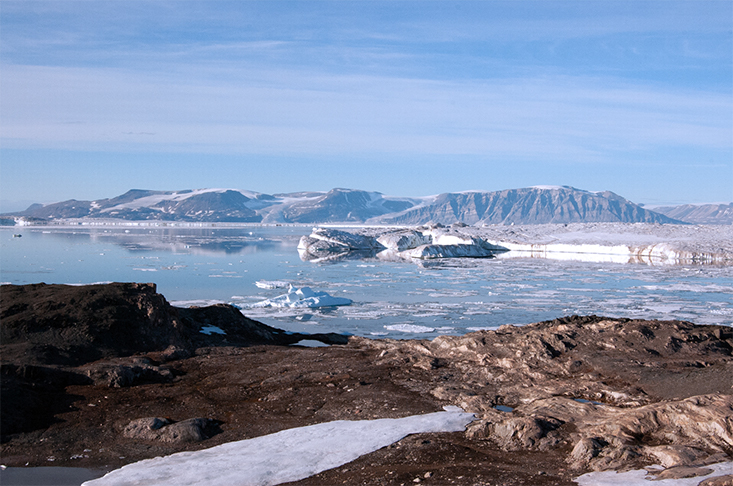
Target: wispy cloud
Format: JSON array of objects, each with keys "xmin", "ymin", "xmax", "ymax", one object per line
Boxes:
[
  {"xmin": 1, "ymin": 63, "xmax": 729, "ymax": 163},
  {"xmin": 0, "ymin": 1, "xmax": 730, "ymax": 204}
]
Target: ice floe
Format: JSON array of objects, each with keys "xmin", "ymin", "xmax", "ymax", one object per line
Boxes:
[
  {"xmin": 83, "ymin": 407, "xmax": 475, "ymax": 486},
  {"xmin": 255, "ymin": 280, "xmax": 291, "ymax": 289},
  {"xmin": 241, "ymin": 286, "xmax": 352, "ymax": 309},
  {"xmin": 384, "ymin": 323, "xmax": 436, "ymax": 333}
]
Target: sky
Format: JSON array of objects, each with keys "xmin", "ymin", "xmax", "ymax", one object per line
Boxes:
[{"xmin": 0, "ymin": 1, "xmax": 731, "ymax": 211}]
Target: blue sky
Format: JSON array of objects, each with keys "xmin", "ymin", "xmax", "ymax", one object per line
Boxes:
[{"xmin": 1, "ymin": 1, "xmax": 731, "ymax": 211}]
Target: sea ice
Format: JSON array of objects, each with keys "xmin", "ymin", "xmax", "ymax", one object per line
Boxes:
[
  {"xmin": 242, "ymin": 286, "xmax": 352, "ymax": 309},
  {"xmin": 384, "ymin": 323, "xmax": 436, "ymax": 333},
  {"xmin": 255, "ymin": 280, "xmax": 291, "ymax": 289},
  {"xmin": 82, "ymin": 407, "xmax": 475, "ymax": 486}
]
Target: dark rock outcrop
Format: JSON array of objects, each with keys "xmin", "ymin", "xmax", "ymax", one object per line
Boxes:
[
  {"xmin": 0, "ymin": 282, "xmax": 346, "ymax": 441},
  {"xmin": 0, "ymin": 282, "xmax": 344, "ymax": 367}
]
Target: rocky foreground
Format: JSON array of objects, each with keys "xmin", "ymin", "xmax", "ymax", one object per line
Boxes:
[{"xmin": 1, "ymin": 283, "xmax": 732, "ymax": 485}]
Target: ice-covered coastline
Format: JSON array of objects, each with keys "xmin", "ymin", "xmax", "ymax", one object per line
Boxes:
[{"xmin": 298, "ymin": 223, "xmax": 733, "ymax": 265}]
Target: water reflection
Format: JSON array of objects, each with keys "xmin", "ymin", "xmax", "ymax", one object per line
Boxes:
[{"xmin": 29, "ymin": 227, "xmax": 303, "ymax": 256}]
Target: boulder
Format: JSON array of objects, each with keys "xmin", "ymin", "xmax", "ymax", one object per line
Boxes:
[{"xmin": 122, "ymin": 417, "xmax": 221, "ymax": 443}]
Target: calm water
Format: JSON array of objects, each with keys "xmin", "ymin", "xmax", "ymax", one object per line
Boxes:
[{"xmin": 1, "ymin": 226, "xmax": 731, "ymax": 339}]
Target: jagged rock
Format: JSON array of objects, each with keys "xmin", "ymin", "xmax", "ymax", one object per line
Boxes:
[
  {"xmin": 570, "ymin": 437, "xmax": 608, "ymax": 465},
  {"xmin": 356, "ymin": 316, "xmax": 733, "ymax": 472}
]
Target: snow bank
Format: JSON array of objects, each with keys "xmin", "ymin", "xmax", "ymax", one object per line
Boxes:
[
  {"xmin": 575, "ymin": 461, "xmax": 733, "ymax": 486},
  {"xmin": 242, "ymin": 286, "xmax": 352, "ymax": 309},
  {"xmin": 83, "ymin": 407, "xmax": 475, "ymax": 486}
]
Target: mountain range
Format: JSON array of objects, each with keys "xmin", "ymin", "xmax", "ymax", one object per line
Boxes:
[
  {"xmin": 3, "ymin": 186, "xmax": 727, "ymax": 225},
  {"xmin": 651, "ymin": 203, "xmax": 733, "ymax": 225}
]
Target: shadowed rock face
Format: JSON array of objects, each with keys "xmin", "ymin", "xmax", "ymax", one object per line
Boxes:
[
  {"xmin": 0, "ymin": 283, "xmax": 346, "ymax": 440},
  {"xmin": 0, "ymin": 282, "xmax": 345, "ymax": 367}
]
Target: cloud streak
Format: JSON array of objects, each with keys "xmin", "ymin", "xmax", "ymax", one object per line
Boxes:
[{"xmin": 1, "ymin": 64, "xmax": 729, "ymax": 162}]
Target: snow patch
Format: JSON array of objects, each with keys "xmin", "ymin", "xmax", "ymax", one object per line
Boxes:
[
  {"xmin": 575, "ymin": 461, "xmax": 733, "ymax": 486},
  {"xmin": 199, "ymin": 326, "xmax": 226, "ymax": 336},
  {"xmin": 83, "ymin": 408, "xmax": 475, "ymax": 486}
]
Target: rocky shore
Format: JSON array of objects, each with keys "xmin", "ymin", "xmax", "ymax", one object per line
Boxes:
[{"xmin": 1, "ymin": 283, "xmax": 732, "ymax": 485}]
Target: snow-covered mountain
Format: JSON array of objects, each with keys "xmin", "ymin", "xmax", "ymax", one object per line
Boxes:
[
  {"xmin": 4, "ymin": 186, "xmax": 683, "ymax": 225},
  {"xmin": 651, "ymin": 203, "xmax": 733, "ymax": 225},
  {"xmin": 13, "ymin": 189, "xmax": 265, "ymax": 222},
  {"xmin": 373, "ymin": 186, "xmax": 679, "ymax": 225}
]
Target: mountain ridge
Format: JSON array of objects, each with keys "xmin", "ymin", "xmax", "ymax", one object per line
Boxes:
[{"xmin": 1, "ymin": 186, "xmax": 701, "ymax": 225}]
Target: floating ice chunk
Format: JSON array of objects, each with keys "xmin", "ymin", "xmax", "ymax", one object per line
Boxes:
[
  {"xmin": 245, "ymin": 286, "xmax": 352, "ymax": 309},
  {"xmin": 384, "ymin": 323, "xmax": 436, "ymax": 333},
  {"xmin": 255, "ymin": 280, "xmax": 291, "ymax": 289},
  {"xmin": 298, "ymin": 228, "xmax": 380, "ymax": 251},
  {"xmin": 200, "ymin": 326, "xmax": 226, "ymax": 336},
  {"xmin": 83, "ymin": 409, "xmax": 475, "ymax": 486}
]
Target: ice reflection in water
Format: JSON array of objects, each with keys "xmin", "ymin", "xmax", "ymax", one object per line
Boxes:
[{"xmin": 1, "ymin": 226, "xmax": 731, "ymax": 340}]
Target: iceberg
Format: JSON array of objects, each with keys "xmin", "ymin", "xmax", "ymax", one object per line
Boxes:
[
  {"xmin": 376, "ymin": 230, "xmax": 431, "ymax": 251},
  {"xmin": 297, "ymin": 227, "xmax": 384, "ymax": 261},
  {"xmin": 243, "ymin": 286, "xmax": 352, "ymax": 309},
  {"xmin": 398, "ymin": 243, "xmax": 498, "ymax": 260}
]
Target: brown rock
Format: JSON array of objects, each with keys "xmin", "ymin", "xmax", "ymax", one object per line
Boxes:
[
  {"xmin": 699, "ymin": 475, "xmax": 733, "ymax": 486},
  {"xmin": 122, "ymin": 417, "xmax": 220, "ymax": 443},
  {"xmin": 2, "ymin": 285, "xmax": 732, "ymax": 486},
  {"xmin": 649, "ymin": 466, "xmax": 714, "ymax": 480}
]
